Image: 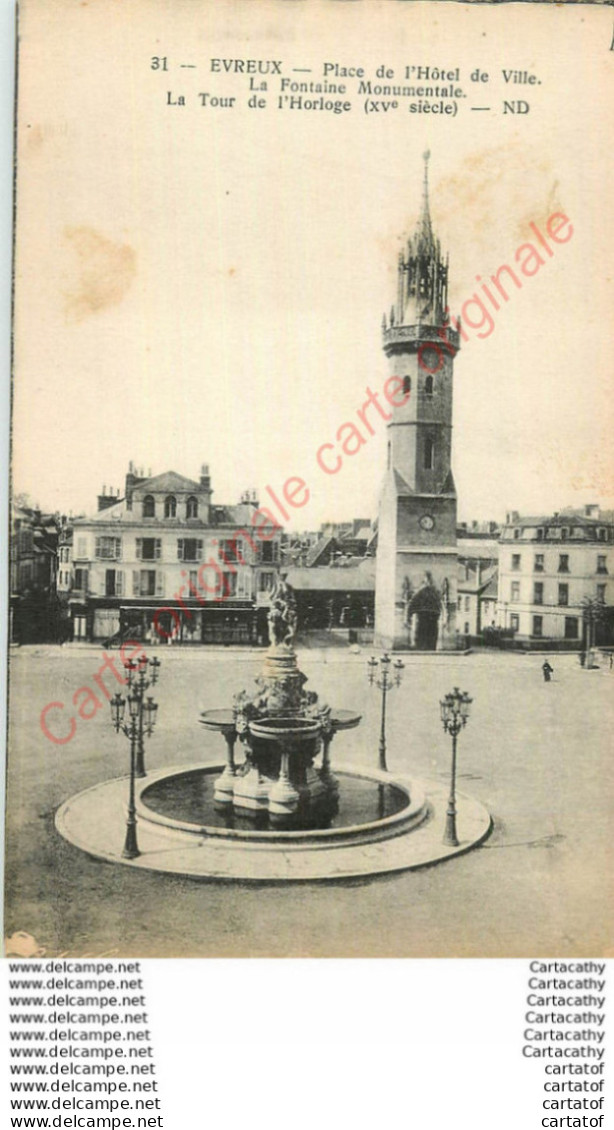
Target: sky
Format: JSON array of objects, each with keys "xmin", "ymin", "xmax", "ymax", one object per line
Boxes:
[{"xmin": 10, "ymin": 0, "xmax": 614, "ymax": 528}]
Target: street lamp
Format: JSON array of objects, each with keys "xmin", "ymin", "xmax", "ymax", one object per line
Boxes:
[
  {"xmin": 122, "ymin": 656, "xmax": 161, "ymax": 777},
  {"xmin": 439, "ymin": 686, "xmax": 472, "ymax": 847},
  {"xmin": 367, "ymin": 653, "xmax": 405, "ymax": 772},
  {"xmin": 110, "ymin": 688, "xmax": 154, "ymax": 860}
]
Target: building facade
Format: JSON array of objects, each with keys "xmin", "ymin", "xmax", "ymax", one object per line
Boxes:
[
  {"xmin": 496, "ymin": 507, "xmax": 613, "ymax": 647},
  {"xmin": 59, "ymin": 465, "xmax": 282, "ymax": 644},
  {"xmin": 10, "ymin": 503, "xmax": 61, "ymax": 643},
  {"xmin": 375, "ymin": 153, "xmax": 459, "ymax": 650}
]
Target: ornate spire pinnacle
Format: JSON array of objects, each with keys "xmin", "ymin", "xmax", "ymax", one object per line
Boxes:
[
  {"xmin": 415, "ymin": 149, "xmax": 434, "ymax": 253},
  {"xmin": 383, "ymin": 151, "xmax": 451, "ymax": 332}
]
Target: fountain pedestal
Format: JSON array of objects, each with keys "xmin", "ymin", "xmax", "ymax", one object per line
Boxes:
[{"xmin": 201, "ymin": 638, "xmax": 360, "ymax": 830}]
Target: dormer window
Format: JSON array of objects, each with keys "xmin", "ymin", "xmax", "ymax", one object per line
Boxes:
[
  {"xmin": 536, "ymin": 528, "xmax": 544, "ymax": 541},
  {"xmin": 186, "ymin": 496, "xmax": 198, "ymax": 519},
  {"xmin": 143, "ymin": 495, "xmax": 155, "ymax": 518},
  {"xmin": 164, "ymin": 495, "xmax": 177, "ymax": 518}
]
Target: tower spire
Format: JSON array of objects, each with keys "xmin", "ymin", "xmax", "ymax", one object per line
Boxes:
[{"xmin": 415, "ymin": 149, "xmax": 434, "ymax": 252}]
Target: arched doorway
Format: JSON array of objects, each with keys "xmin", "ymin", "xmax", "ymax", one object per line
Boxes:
[{"xmin": 407, "ymin": 585, "xmax": 441, "ymax": 651}]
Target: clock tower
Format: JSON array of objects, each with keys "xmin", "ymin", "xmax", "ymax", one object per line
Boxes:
[{"xmin": 375, "ymin": 153, "xmax": 459, "ymax": 650}]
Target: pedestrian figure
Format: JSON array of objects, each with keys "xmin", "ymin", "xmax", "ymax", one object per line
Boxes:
[
  {"xmin": 542, "ymin": 660, "xmax": 554, "ymax": 683},
  {"xmin": 610, "ymin": 653, "xmax": 613, "ymax": 671},
  {"xmin": 579, "ymin": 650, "xmax": 586, "ymax": 668}
]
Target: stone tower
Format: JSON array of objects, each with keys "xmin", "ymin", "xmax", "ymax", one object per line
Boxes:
[{"xmin": 375, "ymin": 153, "xmax": 459, "ymax": 650}]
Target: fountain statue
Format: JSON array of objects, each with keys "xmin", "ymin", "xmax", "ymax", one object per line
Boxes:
[{"xmin": 201, "ymin": 574, "xmax": 358, "ymax": 828}]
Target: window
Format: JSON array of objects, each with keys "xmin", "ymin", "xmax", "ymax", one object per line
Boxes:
[
  {"xmin": 95, "ymin": 536, "xmax": 121, "ymax": 560},
  {"xmin": 597, "ymin": 584, "xmax": 606, "ymax": 602},
  {"xmin": 536, "ymin": 528, "xmax": 544, "ymax": 541},
  {"xmin": 136, "ymin": 570, "xmax": 156, "ymax": 597},
  {"xmin": 260, "ymin": 541, "xmax": 277, "ymax": 564},
  {"xmin": 532, "ymin": 615, "xmax": 543, "ymax": 638},
  {"xmin": 164, "ymin": 495, "xmax": 177, "ymax": 518},
  {"xmin": 237, "ymin": 571, "xmax": 251, "ymax": 599},
  {"xmin": 464, "ymin": 622, "xmax": 470, "ymax": 634},
  {"xmin": 511, "ymin": 554, "xmax": 521, "ymax": 571},
  {"xmin": 143, "ymin": 495, "xmax": 155, "ymax": 518},
  {"xmin": 258, "ymin": 571, "xmax": 275, "ymax": 593},
  {"xmin": 558, "ymin": 554, "xmax": 569, "ymax": 573},
  {"xmin": 510, "ymin": 613, "xmax": 520, "ymax": 632},
  {"xmin": 186, "ymin": 496, "xmax": 198, "ymax": 519},
  {"xmin": 533, "ymin": 582, "xmax": 544, "ymax": 605},
  {"xmin": 424, "ymin": 436, "xmax": 434, "ymax": 470},
  {"xmin": 561, "ymin": 528, "xmax": 568, "ymax": 540},
  {"xmin": 188, "ymin": 570, "xmax": 198, "ymax": 593},
  {"xmin": 565, "ymin": 617, "xmax": 579, "ymax": 640},
  {"xmin": 105, "ymin": 569, "xmax": 124, "ymax": 597},
  {"xmin": 597, "ymin": 555, "xmax": 608, "ymax": 574},
  {"xmin": 558, "ymin": 583, "xmax": 568, "ymax": 606},
  {"xmin": 424, "ymin": 375, "xmax": 433, "ymax": 397},
  {"xmin": 464, "ymin": 596, "xmax": 470, "ymax": 611},
  {"xmin": 534, "ymin": 554, "xmax": 544, "ymax": 572},
  {"xmin": 221, "ymin": 538, "xmax": 244, "ymax": 564},
  {"xmin": 177, "ymin": 538, "xmax": 202, "ymax": 562},
  {"xmin": 402, "ymin": 376, "xmax": 411, "ymax": 395},
  {"xmin": 598, "ymin": 528, "xmax": 606, "ymax": 541},
  {"xmin": 137, "ymin": 538, "xmax": 161, "ymax": 561},
  {"xmin": 221, "ymin": 572, "xmax": 237, "ymax": 597},
  {"xmin": 75, "ymin": 537, "xmax": 88, "ymax": 559},
  {"xmin": 74, "ymin": 568, "xmax": 88, "ymax": 591},
  {"xmin": 511, "ymin": 581, "xmax": 520, "ymax": 602},
  {"xmin": 513, "ymin": 528, "xmax": 520, "ymax": 540}
]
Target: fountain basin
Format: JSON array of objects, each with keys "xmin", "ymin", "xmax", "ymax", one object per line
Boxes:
[
  {"xmin": 136, "ymin": 762, "xmax": 429, "ymax": 846},
  {"xmin": 248, "ymin": 717, "xmax": 322, "ymax": 742}
]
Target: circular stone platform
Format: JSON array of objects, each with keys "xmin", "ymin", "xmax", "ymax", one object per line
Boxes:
[{"xmin": 55, "ymin": 761, "xmax": 492, "ymax": 882}]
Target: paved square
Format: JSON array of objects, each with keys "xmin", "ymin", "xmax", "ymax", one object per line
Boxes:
[{"xmin": 5, "ymin": 645, "xmax": 613, "ymax": 957}]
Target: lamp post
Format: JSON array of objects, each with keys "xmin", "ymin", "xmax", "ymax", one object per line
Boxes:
[
  {"xmin": 367, "ymin": 653, "xmax": 405, "ymax": 772},
  {"xmin": 122, "ymin": 655, "xmax": 161, "ymax": 777},
  {"xmin": 110, "ymin": 688, "xmax": 157, "ymax": 860},
  {"xmin": 439, "ymin": 686, "xmax": 472, "ymax": 847}
]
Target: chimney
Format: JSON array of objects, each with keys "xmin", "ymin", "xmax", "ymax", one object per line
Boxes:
[
  {"xmin": 125, "ymin": 464, "xmax": 137, "ymax": 511},
  {"xmin": 98, "ymin": 484, "xmax": 117, "ymax": 512},
  {"xmin": 199, "ymin": 464, "xmax": 212, "ymax": 522},
  {"xmin": 584, "ymin": 503, "xmax": 599, "ymax": 519}
]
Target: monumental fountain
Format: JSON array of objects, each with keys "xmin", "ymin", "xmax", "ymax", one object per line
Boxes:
[{"xmin": 55, "ymin": 576, "xmax": 492, "ymax": 880}]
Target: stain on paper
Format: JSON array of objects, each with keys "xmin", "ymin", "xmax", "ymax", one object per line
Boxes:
[{"xmin": 63, "ymin": 226, "xmax": 136, "ymax": 321}]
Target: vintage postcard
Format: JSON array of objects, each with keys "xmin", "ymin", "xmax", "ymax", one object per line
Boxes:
[{"xmin": 6, "ymin": 0, "xmax": 614, "ymax": 957}]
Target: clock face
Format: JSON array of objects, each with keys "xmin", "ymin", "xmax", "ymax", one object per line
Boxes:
[{"xmin": 420, "ymin": 514, "xmax": 435, "ymax": 531}]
